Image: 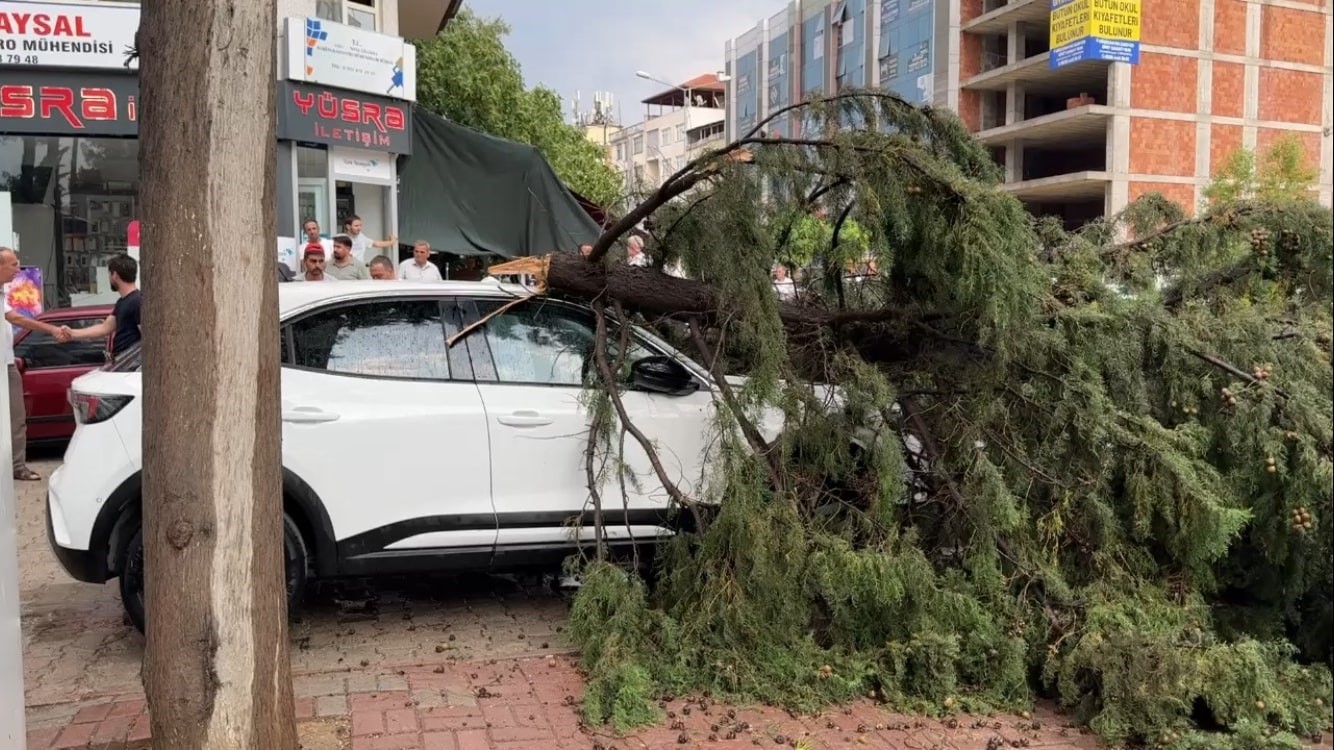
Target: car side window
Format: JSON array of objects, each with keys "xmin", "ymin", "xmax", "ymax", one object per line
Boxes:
[
  {"xmin": 15, "ymin": 318, "xmax": 107, "ymax": 369},
  {"xmin": 288, "ymin": 300, "xmax": 450, "ymax": 380},
  {"xmin": 472, "ymin": 300, "xmax": 652, "ymax": 387}
]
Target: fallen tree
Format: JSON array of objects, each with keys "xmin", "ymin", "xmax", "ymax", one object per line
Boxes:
[{"xmin": 495, "ymin": 92, "xmax": 1334, "ymax": 747}]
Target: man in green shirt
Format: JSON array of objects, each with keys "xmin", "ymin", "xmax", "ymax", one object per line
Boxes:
[{"xmin": 326, "ymin": 234, "xmax": 369, "ymax": 280}]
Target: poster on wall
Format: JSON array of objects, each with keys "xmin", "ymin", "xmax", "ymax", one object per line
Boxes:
[{"xmin": 6, "ymin": 267, "xmax": 42, "ymax": 333}]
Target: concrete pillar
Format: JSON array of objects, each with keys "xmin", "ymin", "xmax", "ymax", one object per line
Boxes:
[
  {"xmin": 1006, "ymin": 139, "xmax": 1025, "ymax": 182},
  {"xmin": 1005, "ymin": 82, "xmax": 1024, "ymax": 125}
]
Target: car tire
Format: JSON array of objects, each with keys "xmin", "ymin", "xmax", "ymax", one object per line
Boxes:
[{"xmin": 119, "ymin": 514, "xmax": 309, "ymax": 635}]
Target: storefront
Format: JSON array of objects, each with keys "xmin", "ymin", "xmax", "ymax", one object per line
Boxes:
[
  {"xmin": 275, "ymin": 79, "xmax": 413, "ymax": 269},
  {"xmin": 0, "ymin": 0, "xmax": 418, "ymax": 303},
  {"xmin": 275, "ymin": 14, "xmax": 416, "ymax": 268}
]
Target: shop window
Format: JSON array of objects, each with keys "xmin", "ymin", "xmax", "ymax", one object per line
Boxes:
[{"xmin": 0, "ymin": 135, "xmax": 140, "ymax": 303}]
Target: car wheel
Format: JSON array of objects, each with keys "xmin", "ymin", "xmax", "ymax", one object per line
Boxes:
[{"xmin": 118, "ymin": 514, "xmax": 309, "ymax": 635}]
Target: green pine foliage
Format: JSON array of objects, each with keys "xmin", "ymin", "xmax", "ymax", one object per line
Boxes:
[{"xmin": 569, "ymin": 91, "xmax": 1333, "ymax": 746}]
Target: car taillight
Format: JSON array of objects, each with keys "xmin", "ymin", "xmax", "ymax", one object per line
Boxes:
[{"xmin": 69, "ymin": 392, "xmax": 133, "ymax": 425}]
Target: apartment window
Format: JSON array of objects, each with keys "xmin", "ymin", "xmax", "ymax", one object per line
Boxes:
[
  {"xmin": 616, "ymin": 143, "xmax": 625, "ymax": 161},
  {"xmin": 633, "ymin": 135, "xmax": 644, "ymax": 155},
  {"xmin": 315, "ymin": 0, "xmax": 343, "ymax": 22},
  {"xmin": 315, "ymin": 0, "xmax": 378, "ymax": 31},
  {"xmin": 647, "ymin": 129, "xmax": 660, "ymax": 150},
  {"xmin": 345, "ymin": 0, "xmax": 378, "ymax": 30},
  {"xmin": 676, "ymin": 125, "xmax": 686, "ymax": 142}
]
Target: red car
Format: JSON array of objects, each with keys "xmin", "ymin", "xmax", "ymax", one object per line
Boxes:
[{"xmin": 14, "ymin": 305, "xmax": 114, "ymax": 445}]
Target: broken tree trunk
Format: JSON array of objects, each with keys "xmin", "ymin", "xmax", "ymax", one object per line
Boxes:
[
  {"xmin": 138, "ymin": 0, "xmax": 297, "ymax": 747},
  {"xmin": 491, "ymin": 253, "xmax": 924, "ymax": 334}
]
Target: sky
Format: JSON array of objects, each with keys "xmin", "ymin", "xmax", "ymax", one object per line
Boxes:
[{"xmin": 462, "ymin": 0, "xmax": 776, "ymax": 127}]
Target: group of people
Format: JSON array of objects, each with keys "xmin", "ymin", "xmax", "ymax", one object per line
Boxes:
[
  {"xmin": 1, "ymin": 249, "xmax": 141, "ymax": 482},
  {"xmin": 281, "ymin": 217, "xmax": 443, "ymax": 283}
]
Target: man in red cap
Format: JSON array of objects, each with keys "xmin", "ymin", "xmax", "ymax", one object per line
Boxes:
[{"xmin": 297, "ymin": 245, "xmax": 332, "ymax": 281}]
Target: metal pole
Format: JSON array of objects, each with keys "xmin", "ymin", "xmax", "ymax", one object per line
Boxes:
[{"xmin": 0, "ymin": 347, "xmax": 27, "ymax": 748}]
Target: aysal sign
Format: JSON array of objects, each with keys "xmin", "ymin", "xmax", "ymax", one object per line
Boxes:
[{"xmin": 0, "ymin": 1, "xmax": 140, "ymax": 70}]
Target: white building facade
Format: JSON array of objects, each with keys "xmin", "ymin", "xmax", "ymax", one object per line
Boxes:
[{"xmin": 608, "ymin": 74, "xmax": 727, "ymax": 195}]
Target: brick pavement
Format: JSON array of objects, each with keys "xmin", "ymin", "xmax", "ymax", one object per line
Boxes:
[{"xmin": 25, "ymin": 653, "xmax": 1106, "ymax": 750}]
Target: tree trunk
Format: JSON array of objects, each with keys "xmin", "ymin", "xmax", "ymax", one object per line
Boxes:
[
  {"xmin": 138, "ymin": 0, "xmax": 295, "ymax": 747},
  {"xmin": 502, "ymin": 253, "xmax": 919, "ymax": 335}
]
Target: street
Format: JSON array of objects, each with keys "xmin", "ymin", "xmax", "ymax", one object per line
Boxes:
[{"xmin": 17, "ymin": 456, "xmax": 1106, "ymax": 749}]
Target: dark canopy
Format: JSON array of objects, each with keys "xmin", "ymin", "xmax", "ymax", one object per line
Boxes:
[{"xmin": 398, "ymin": 107, "xmax": 601, "ymax": 258}]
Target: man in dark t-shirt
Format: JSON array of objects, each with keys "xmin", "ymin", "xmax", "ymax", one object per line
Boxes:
[{"xmin": 65, "ymin": 254, "xmax": 142, "ymax": 357}]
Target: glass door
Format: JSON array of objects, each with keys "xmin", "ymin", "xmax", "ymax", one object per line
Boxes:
[{"xmin": 297, "ymin": 179, "xmax": 329, "ymax": 235}]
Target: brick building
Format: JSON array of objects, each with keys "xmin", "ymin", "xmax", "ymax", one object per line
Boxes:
[{"xmin": 724, "ymin": 0, "xmax": 1333, "ymax": 224}]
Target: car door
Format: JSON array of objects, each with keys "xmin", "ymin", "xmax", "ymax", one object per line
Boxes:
[
  {"xmin": 455, "ymin": 296, "xmax": 716, "ymax": 552},
  {"xmin": 15, "ymin": 317, "xmax": 111, "ymax": 442},
  {"xmin": 281, "ymin": 296, "xmax": 496, "ymax": 573}
]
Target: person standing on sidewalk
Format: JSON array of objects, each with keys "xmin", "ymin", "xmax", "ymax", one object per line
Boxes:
[
  {"xmin": 326, "ymin": 234, "xmax": 370, "ymax": 280},
  {"xmin": 62, "ymin": 254, "xmax": 143, "ymax": 363},
  {"xmin": 345, "ymin": 215, "xmax": 397, "ymax": 264},
  {"xmin": 0, "ymin": 247, "xmax": 73, "ymax": 481},
  {"xmin": 397, "ymin": 241, "xmax": 442, "ymax": 281}
]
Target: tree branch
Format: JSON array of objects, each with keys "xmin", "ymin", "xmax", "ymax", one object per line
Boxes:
[
  {"xmin": 688, "ymin": 319, "xmax": 784, "ymax": 493},
  {"xmin": 1186, "ymin": 348, "xmax": 1291, "ymax": 399},
  {"xmin": 591, "ymin": 303, "xmax": 704, "ymax": 530}
]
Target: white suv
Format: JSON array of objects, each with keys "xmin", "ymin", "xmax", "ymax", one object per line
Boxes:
[{"xmin": 47, "ymin": 280, "xmax": 790, "ymax": 632}]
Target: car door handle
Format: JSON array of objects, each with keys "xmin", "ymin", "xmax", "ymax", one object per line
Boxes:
[
  {"xmin": 496, "ymin": 410, "xmax": 552, "ymax": 427},
  {"xmin": 281, "ymin": 407, "xmax": 340, "ymax": 424}
]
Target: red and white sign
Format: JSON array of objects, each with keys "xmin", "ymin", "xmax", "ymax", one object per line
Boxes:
[{"xmin": 0, "ymin": 1, "xmax": 140, "ymax": 70}]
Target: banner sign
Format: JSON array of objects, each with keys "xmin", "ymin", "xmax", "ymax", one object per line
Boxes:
[
  {"xmin": 0, "ymin": 0, "xmax": 139, "ymax": 70},
  {"xmin": 0, "ymin": 68, "xmax": 138, "ymax": 135},
  {"xmin": 1049, "ymin": 0, "xmax": 1141, "ymax": 69},
  {"xmin": 276, "ymin": 81, "xmax": 412, "ymax": 154},
  {"xmin": 284, "ymin": 16, "xmax": 416, "ymax": 102}
]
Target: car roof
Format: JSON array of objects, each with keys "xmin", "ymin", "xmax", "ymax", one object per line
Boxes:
[{"xmin": 278, "ymin": 279, "xmax": 533, "ymax": 318}]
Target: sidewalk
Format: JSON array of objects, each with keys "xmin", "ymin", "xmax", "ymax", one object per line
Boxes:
[{"xmin": 25, "ymin": 653, "xmax": 1103, "ymax": 750}]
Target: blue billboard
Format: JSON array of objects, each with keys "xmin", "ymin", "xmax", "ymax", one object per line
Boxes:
[
  {"xmin": 1048, "ymin": 0, "xmax": 1141, "ymax": 69},
  {"xmin": 837, "ymin": 0, "xmax": 868, "ymax": 90},
  {"xmin": 801, "ymin": 14, "xmax": 827, "ymax": 97},
  {"xmin": 767, "ymin": 29, "xmax": 791, "ymax": 137},
  {"xmin": 877, "ymin": 0, "xmax": 934, "ymax": 105},
  {"xmin": 736, "ymin": 48, "xmax": 761, "ymax": 135}
]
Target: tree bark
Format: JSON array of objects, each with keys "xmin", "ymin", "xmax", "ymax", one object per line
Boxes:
[
  {"xmin": 500, "ymin": 253, "xmax": 932, "ymax": 337},
  {"xmin": 139, "ymin": 0, "xmax": 295, "ymax": 747}
]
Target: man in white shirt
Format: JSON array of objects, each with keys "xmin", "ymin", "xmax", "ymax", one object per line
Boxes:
[
  {"xmin": 626, "ymin": 235, "xmax": 650, "ymax": 267},
  {"xmin": 398, "ymin": 240, "xmax": 443, "ymax": 281},
  {"xmin": 300, "ymin": 218, "xmax": 333, "ymax": 261},
  {"xmin": 345, "ymin": 214, "xmax": 397, "ymax": 264},
  {"xmin": 772, "ymin": 264, "xmax": 796, "ymax": 301},
  {"xmin": 1, "ymin": 247, "xmax": 73, "ymax": 481}
]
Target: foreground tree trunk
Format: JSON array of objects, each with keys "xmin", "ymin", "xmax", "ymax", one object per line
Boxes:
[{"xmin": 138, "ymin": 0, "xmax": 295, "ymax": 747}]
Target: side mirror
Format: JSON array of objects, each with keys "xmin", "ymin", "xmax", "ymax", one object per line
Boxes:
[
  {"xmin": 630, "ymin": 355, "xmax": 699, "ymax": 397},
  {"xmin": 13, "ymin": 357, "xmax": 24, "ymax": 374}
]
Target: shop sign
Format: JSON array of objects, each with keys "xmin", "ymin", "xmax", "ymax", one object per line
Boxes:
[
  {"xmin": 0, "ymin": 69, "xmax": 138, "ymax": 136},
  {"xmin": 283, "ymin": 16, "xmax": 416, "ymax": 102},
  {"xmin": 330, "ymin": 147, "xmax": 394, "ymax": 183},
  {"xmin": 276, "ymin": 81, "xmax": 412, "ymax": 155},
  {"xmin": 0, "ymin": 1, "xmax": 140, "ymax": 70}
]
